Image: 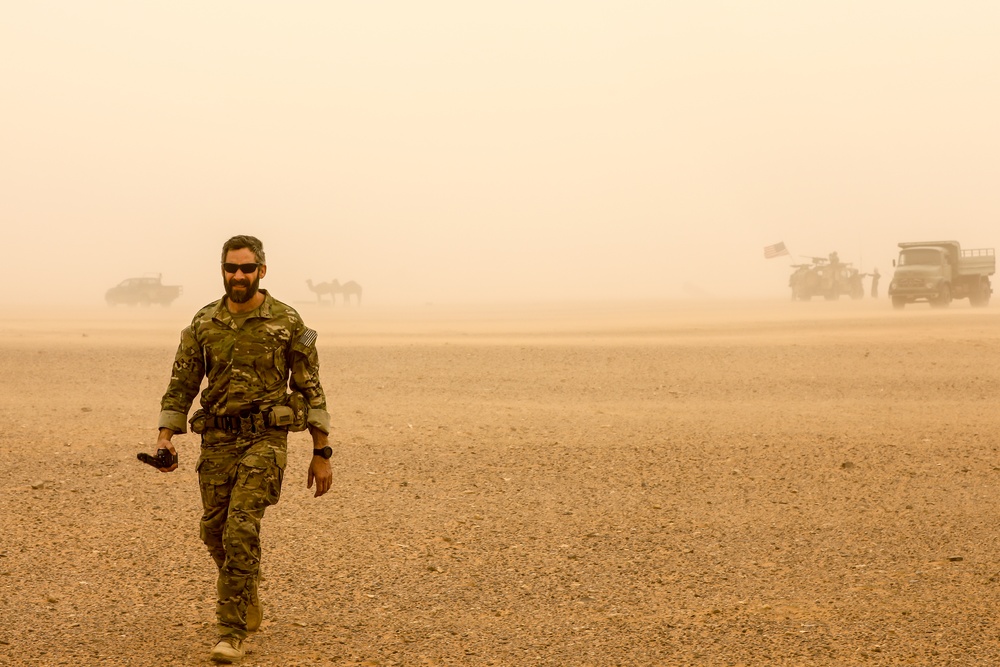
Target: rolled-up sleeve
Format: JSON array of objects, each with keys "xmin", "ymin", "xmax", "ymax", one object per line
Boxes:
[{"xmin": 157, "ymin": 409, "xmax": 189, "ymax": 433}]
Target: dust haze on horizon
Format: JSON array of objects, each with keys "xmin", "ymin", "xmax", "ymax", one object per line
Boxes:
[{"xmin": 2, "ymin": 1, "xmax": 999, "ymax": 310}]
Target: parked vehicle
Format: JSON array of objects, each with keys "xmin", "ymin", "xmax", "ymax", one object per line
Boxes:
[
  {"xmin": 105, "ymin": 274, "xmax": 183, "ymax": 306},
  {"xmin": 789, "ymin": 252, "xmax": 864, "ymax": 301},
  {"xmin": 888, "ymin": 241, "xmax": 994, "ymax": 309}
]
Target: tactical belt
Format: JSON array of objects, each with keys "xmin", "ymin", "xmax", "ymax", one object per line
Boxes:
[{"xmin": 207, "ymin": 408, "xmax": 275, "ymax": 434}]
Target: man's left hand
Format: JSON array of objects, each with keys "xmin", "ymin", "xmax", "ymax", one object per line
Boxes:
[
  {"xmin": 307, "ymin": 456, "xmax": 333, "ymax": 497},
  {"xmin": 307, "ymin": 426, "xmax": 333, "ymax": 497}
]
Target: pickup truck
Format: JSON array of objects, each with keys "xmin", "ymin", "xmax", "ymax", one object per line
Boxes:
[
  {"xmin": 888, "ymin": 241, "xmax": 994, "ymax": 309},
  {"xmin": 105, "ymin": 274, "xmax": 183, "ymax": 306}
]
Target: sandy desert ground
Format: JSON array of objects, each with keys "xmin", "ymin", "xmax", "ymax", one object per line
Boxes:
[{"xmin": 2, "ymin": 297, "xmax": 1000, "ymax": 666}]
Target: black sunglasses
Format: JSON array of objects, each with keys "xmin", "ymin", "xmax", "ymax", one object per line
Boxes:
[{"xmin": 222, "ymin": 262, "xmax": 260, "ymax": 274}]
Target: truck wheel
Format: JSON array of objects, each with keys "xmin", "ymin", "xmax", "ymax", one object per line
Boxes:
[
  {"xmin": 970, "ymin": 281, "xmax": 989, "ymax": 307},
  {"xmin": 930, "ymin": 283, "xmax": 952, "ymax": 308},
  {"xmin": 891, "ymin": 296, "xmax": 906, "ymax": 310}
]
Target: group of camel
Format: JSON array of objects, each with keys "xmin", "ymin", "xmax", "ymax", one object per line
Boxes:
[{"xmin": 306, "ymin": 279, "xmax": 362, "ymax": 306}]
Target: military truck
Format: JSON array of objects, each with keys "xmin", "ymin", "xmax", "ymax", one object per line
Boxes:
[
  {"xmin": 888, "ymin": 241, "xmax": 994, "ymax": 309},
  {"xmin": 789, "ymin": 252, "xmax": 864, "ymax": 301},
  {"xmin": 105, "ymin": 274, "xmax": 183, "ymax": 306}
]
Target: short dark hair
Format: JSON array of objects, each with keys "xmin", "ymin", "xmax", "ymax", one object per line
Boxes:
[{"xmin": 221, "ymin": 235, "xmax": 266, "ymax": 264}]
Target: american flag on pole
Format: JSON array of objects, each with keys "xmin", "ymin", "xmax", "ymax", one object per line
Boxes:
[{"xmin": 764, "ymin": 241, "xmax": 790, "ymax": 259}]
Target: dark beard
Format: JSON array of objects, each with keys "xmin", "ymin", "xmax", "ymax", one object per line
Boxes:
[{"xmin": 225, "ymin": 274, "xmax": 261, "ymax": 304}]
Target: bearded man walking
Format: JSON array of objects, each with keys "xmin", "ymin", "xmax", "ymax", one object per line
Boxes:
[{"xmin": 146, "ymin": 234, "xmax": 334, "ymax": 663}]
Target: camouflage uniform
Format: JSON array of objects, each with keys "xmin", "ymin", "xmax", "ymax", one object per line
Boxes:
[{"xmin": 158, "ymin": 290, "xmax": 330, "ymax": 640}]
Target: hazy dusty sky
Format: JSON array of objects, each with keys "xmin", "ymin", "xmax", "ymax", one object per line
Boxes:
[{"xmin": 3, "ymin": 1, "xmax": 999, "ymax": 307}]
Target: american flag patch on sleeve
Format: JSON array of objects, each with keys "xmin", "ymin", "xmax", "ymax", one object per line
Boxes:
[{"xmin": 298, "ymin": 328, "xmax": 317, "ymax": 347}]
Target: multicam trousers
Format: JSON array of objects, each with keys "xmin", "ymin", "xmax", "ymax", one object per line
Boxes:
[{"xmin": 197, "ymin": 427, "xmax": 288, "ymax": 639}]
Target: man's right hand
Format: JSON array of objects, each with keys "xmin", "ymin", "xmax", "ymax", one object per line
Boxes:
[{"xmin": 152, "ymin": 429, "xmax": 178, "ymax": 473}]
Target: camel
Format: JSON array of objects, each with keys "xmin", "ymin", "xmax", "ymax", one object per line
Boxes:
[
  {"xmin": 305, "ymin": 279, "xmax": 336, "ymax": 304},
  {"xmin": 331, "ymin": 279, "xmax": 363, "ymax": 306}
]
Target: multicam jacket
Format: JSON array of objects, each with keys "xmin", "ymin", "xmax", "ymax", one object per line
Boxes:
[{"xmin": 158, "ymin": 290, "xmax": 330, "ymax": 435}]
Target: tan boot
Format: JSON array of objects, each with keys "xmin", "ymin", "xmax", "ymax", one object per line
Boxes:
[
  {"xmin": 246, "ymin": 582, "xmax": 262, "ymax": 632},
  {"xmin": 209, "ymin": 637, "xmax": 244, "ymax": 663}
]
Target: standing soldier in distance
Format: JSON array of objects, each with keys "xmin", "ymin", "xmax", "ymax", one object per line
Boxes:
[
  {"xmin": 870, "ymin": 267, "xmax": 881, "ymax": 298},
  {"xmin": 146, "ymin": 234, "xmax": 334, "ymax": 664}
]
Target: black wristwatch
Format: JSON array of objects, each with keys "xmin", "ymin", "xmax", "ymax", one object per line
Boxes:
[{"xmin": 313, "ymin": 446, "xmax": 333, "ymax": 459}]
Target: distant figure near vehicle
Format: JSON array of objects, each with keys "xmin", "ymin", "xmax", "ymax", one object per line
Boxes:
[
  {"xmin": 870, "ymin": 268, "xmax": 880, "ymax": 298},
  {"xmin": 788, "ymin": 264, "xmax": 815, "ymax": 300}
]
